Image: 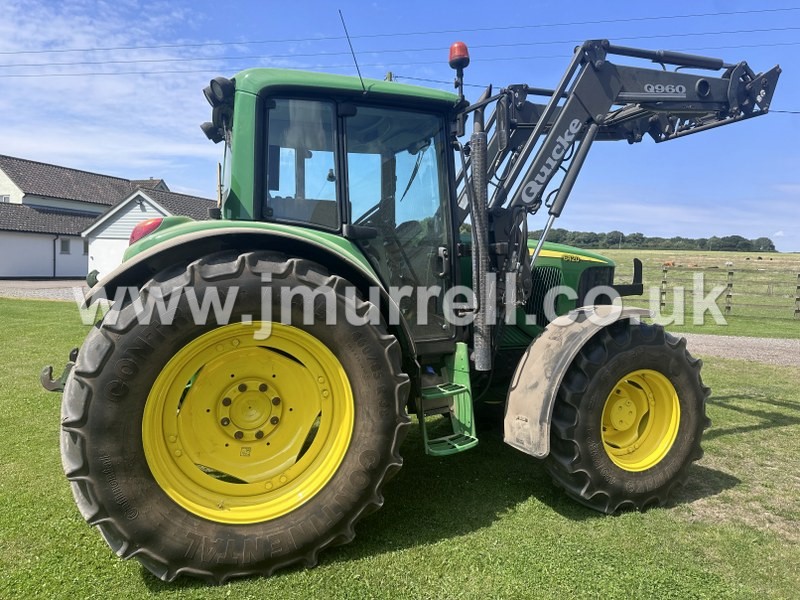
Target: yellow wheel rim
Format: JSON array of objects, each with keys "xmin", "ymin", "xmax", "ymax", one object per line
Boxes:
[
  {"xmin": 142, "ymin": 322, "xmax": 354, "ymax": 524},
  {"xmin": 601, "ymin": 369, "xmax": 680, "ymax": 472}
]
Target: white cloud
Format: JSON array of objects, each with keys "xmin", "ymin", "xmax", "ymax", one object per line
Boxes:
[
  {"xmin": 0, "ymin": 1, "xmax": 254, "ymax": 197},
  {"xmin": 773, "ymin": 184, "xmax": 800, "ymax": 195},
  {"xmin": 774, "ymin": 230, "xmax": 785, "ymax": 237}
]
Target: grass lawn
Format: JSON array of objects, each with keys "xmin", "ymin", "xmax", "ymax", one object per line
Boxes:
[{"xmin": 1, "ymin": 297, "xmax": 799, "ymax": 598}]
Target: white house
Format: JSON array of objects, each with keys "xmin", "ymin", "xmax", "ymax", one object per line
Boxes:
[
  {"xmin": 0, "ymin": 203, "xmax": 96, "ymax": 277},
  {"xmin": 0, "ymin": 155, "xmax": 213, "ymax": 278},
  {"xmin": 83, "ymin": 187, "xmax": 215, "ymax": 278}
]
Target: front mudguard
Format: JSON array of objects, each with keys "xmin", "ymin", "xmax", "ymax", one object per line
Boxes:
[{"xmin": 503, "ymin": 305, "xmax": 651, "ymax": 458}]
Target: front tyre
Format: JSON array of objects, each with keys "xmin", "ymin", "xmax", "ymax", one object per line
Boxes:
[
  {"xmin": 60, "ymin": 251, "xmax": 409, "ymax": 582},
  {"xmin": 545, "ymin": 320, "xmax": 710, "ymax": 514}
]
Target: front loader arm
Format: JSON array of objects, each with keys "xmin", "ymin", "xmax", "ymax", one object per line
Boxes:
[
  {"xmin": 454, "ymin": 39, "xmax": 779, "ymax": 372},
  {"xmin": 490, "ymin": 40, "xmax": 780, "ymax": 212}
]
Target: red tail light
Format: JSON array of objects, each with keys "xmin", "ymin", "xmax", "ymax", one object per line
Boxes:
[{"xmin": 129, "ymin": 218, "xmax": 164, "ymax": 245}]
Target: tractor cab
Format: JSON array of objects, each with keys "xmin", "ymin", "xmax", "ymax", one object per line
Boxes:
[{"xmin": 209, "ymin": 69, "xmax": 463, "ymax": 343}]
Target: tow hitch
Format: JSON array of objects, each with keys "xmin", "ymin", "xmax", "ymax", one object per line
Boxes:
[{"xmin": 41, "ymin": 347, "xmax": 78, "ymax": 392}]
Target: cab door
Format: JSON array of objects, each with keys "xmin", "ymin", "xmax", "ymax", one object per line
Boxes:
[{"xmin": 346, "ymin": 105, "xmax": 455, "ymax": 343}]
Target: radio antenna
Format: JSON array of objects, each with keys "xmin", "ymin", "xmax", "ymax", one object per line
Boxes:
[{"xmin": 338, "ymin": 9, "xmax": 366, "ymax": 94}]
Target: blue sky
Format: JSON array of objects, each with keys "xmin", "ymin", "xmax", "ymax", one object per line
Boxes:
[{"xmin": 1, "ymin": 0, "xmax": 798, "ymax": 250}]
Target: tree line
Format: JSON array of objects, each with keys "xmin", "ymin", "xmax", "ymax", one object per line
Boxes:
[{"xmin": 527, "ymin": 229, "xmax": 776, "ymax": 252}]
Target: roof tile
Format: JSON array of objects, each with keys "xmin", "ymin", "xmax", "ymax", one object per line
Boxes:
[
  {"xmin": 0, "ymin": 204, "xmax": 99, "ymax": 235},
  {"xmin": 0, "ymin": 154, "xmax": 135, "ymax": 206}
]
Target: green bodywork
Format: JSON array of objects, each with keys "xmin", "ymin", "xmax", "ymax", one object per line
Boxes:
[{"xmin": 123, "ymin": 216, "xmax": 378, "ymax": 278}]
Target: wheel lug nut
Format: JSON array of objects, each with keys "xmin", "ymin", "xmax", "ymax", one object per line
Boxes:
[
  {"xmin": 234, "ymin": 431, "xmax": 244, "ymax": 440},
  {"xmin": 259, "ymin": 383, "xmax": 268, "ymax": 392},
  {"xmin": 270, "ymin": 416, "xmax": 279, "ymax": 425},
  {"xmin": 255, "ymin": 430, "xmax": 264, "ymax": 439},
  {"xmin": 238, "ymin": 383, "xmax": 247, "ymax": 392},
  {"xmin": 272, "ymin": 397, "xmax": 281, "ymax": 406},
  {"xmin": 220, "ymin": 417, "xmax": 230, "ymax": 426},
  {"xmin": 222, "ymin": 397, "xmax": 232, "ymax": 406}
]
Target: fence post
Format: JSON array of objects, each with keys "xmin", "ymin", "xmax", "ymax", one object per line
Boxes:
[
  {"xmin": 660, "ymin": 267, "xmax": 667, "ymax": 311},
  {"xmin": 795, "ymin": 273, "xmax": 800, "ymax": 319},
  {"xmin": 725, "ymin": 270, "xmax": 734, "ymax": 315}
]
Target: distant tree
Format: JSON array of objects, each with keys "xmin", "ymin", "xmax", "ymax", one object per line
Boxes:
[
  {"xmin": 525, "ymin": 229, "xmax": 774, "ymax": 251},
  {"xmin": 627, "ymin": 232, "xmax": 645, "ymax": 247},
  {"xmin": 575, "ymin": 231, "xmax": 600, "ymax": 246},
  {"xmin": 752, "ymin": 237, "xmax": 776, "ymax": 252},
  {"xmin": 547, "ymin": 228, "xmax": 569, "ymax": 244},
  {"xmin": 606, "ymin": 230, "xmax": 624, "ymax": 247},
  {"xmin": 718, "ymin": 235, "xmax": 749, "ymax": 251}
]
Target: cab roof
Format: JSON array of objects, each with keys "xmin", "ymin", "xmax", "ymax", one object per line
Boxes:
[{"xmin": 233, "ymin": 68, "xmax": 460, "ymax": 107}]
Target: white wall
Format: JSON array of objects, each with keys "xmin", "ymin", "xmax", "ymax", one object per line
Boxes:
[
  {"xmin": 55, "ymin": 235, "xmax": 88, "ymax": 277},
  {"xmin": 0, "ymin": 232, "xmax": 53, "ymax": 276},
  {"xmin": 0, "ymin": 169, "xmax": 24, "ymax": 204},
  {"xmin": 0, "ymin": 231, "xmax": 88, "ymax": 279},
  {"xmin": 87, "ymin": 238, "xmax": 129, "ymax": 278},
  {"xmin": 88, "ymin": 197, "xmax": 168, "ymax": 239},
  {"xmin": 0, "ymin": 233, "xmax": 87, "ymax": 277}
]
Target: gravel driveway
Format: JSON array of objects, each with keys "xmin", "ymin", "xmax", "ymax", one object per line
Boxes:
[
  {"xmin": 1, "ymin": 280, "xmax": 797, "ymax": 367},
  {"xmin": 679, "ymin": 333, "xmax": 800, "ymax": 368},
  {"xmin": 0, "ymin": 279, "xmax": 87, "ymax": 302}
]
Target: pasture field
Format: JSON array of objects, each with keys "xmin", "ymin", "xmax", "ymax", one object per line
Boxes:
[
  {"xmin": 600, "ymin": 249, "xmax": 800, "ymax": 338},
  {"xmin": 1, "ymin": 297, "xmax": 798, "ymax": 598}
]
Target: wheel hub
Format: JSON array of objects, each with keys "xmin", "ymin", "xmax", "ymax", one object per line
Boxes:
[
  {"xmin": 218, "ymin": 379, "xmax": 283, "ymax": 442},
  {"xmin": 609, "ymin": 396, "xmax": 637, "ymax": 431},
  {"xmin": 601, "ymin": 369, "xmax": 680, "ymax": 472}
]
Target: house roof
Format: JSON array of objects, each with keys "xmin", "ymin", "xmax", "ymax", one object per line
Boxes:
[
  {"xmin": 139, "ymin": 188, "xmax": 215, "ymax": 220},
  {"xmin": 0, "ymin": 154, "xmax": 136, "ymax": 206},
  {"xmin": 130, "ymin": 178, "xmax": 170, "ymax": 191},
  {"xmin": 0, "ymin": 154, "xmax": 215, "ymax": 237},
  {"xmin": 0, "ymin": 203, "xmax": 98, "ymax": 235}
]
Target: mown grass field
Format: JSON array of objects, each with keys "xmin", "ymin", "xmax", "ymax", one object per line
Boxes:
[
  {"xmin": 599, "ymin": 249, "xmax": 800, "ymax": 338},
  {"xmin": 1, "ymin": 297, "xmax": 798, "ymax": 598}
]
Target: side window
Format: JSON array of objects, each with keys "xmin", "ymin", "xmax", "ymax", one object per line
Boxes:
[{"xmin": 264, "ymin": 99, "xmax": 339, "ymax": 229}]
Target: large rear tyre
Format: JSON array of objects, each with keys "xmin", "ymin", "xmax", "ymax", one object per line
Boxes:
[
  {"xmin": 60, "ymin": 251, "xmax": 409, "ymax": 582},
  {"xmin": 545, "ymin": 320, "xmax": 710, "ymax": 514}
]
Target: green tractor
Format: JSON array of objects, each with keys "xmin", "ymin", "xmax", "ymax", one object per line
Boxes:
[{"xmin": 44, "ymin": 40, "xmax": 779, "ymax": 582}]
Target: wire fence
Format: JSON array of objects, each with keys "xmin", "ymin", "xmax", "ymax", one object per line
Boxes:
[{"xmin": 618, "ymin": 265, "xmax": 800, "ymax": 321}]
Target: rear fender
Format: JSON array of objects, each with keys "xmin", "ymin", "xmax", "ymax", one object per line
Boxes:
[
  {"xmin": 503, "ymin": 305, "xmax": 651, "ymax": 458},
  {"xmin": 83, "ymin": 228, "xmax": 416, "ymax": 357}
]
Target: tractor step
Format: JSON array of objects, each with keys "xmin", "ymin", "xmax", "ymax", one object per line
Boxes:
[{"xmin": 418, "ymin": 343, "xmax": 478, "ymax": 457}]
